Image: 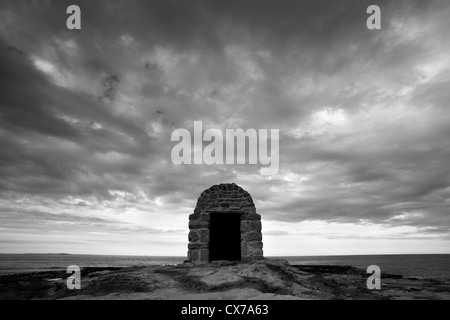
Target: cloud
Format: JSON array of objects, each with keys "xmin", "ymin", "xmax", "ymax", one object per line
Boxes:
[{"xmin": 0, "ymin": 0, "xmax": 449, "ymax": 254}]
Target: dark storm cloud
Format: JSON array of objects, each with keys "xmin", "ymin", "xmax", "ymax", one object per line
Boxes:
[
  {"xmin": 266, "ymin": 110, "xmax": 450, "ymax": 228},
  {"xmin": 0, "ymin": 44, "xmax": 79, "ymax": 138},
  {"xmin": 0, "ymin": 40, "xmax": 159, "ymax": 198},
  {"xmin": 0, "ymin": 0, "xmax": 424, "ymax": 128},
  {"xmin": 0, "ymin": 0, "xmax": 449, "ymax": 249}
]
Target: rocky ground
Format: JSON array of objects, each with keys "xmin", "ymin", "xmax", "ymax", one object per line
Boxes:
[{"xmin": 1, "ymin": 259, "xmax": 449, "ymax": 300}]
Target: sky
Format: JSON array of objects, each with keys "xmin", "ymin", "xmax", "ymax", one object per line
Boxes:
[{"xmin": 0, "ymin": 0, "xmax": 449, "ymax": 256}]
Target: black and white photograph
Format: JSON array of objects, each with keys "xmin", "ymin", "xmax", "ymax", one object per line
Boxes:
[{"xmin": 0, "ymin": 0, "xmax": 449, "ymax": 306}]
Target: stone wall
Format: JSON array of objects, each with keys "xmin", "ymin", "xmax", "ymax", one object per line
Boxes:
[{"xmin": 187, "ymin": 183, "xmax": 264, "ymax": 263}]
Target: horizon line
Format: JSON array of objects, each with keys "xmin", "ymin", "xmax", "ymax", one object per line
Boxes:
[{"xmin": 1, "ymin": 252, "xmax": 449, "ymax": 257}]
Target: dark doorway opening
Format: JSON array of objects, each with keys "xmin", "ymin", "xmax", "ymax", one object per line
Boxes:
[{"xmin": 209, "ymin": 212, "xmax": 241, "ymax": 261}]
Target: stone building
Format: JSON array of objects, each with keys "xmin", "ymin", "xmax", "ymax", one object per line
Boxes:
[{"xmin": 187, "ymin": 183, "xmax": 264, "ymax": 263}]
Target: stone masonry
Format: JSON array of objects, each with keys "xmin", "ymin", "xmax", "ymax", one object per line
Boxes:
[{"xmin": 187, "ymin": 183, "xmax": 264, "ymax": 263}]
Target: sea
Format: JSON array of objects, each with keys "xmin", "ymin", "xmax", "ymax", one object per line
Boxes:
[{"xmin": 0, "ymin": 254, "xmax": 449, "ymax": 279}]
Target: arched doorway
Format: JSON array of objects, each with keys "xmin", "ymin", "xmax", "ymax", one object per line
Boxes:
[{"xmin": 187, "ymin": 183, "xmax": 264, "ymax": 263}]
